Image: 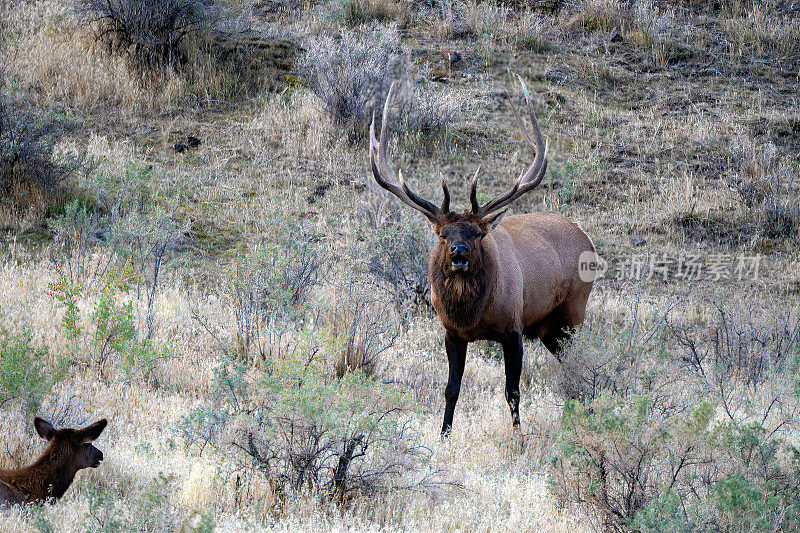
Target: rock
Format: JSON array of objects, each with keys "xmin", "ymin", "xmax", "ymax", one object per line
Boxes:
[{"xmin": 604, "ymin": 31, "xmax": 623, "ymax": 43}]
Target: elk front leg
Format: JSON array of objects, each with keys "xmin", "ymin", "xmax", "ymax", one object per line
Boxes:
[
  {"xmin": 441, "ymin": 332, "xmax": 467, "ymax": 437},
  {"xmin": 502, "ymin": 331, "xmax": 523, "ymax": 427}
]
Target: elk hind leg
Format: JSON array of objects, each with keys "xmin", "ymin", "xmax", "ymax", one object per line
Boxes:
[
  {"xmin": 540, "ymin": 302, "xmax": 586, "ymax": 362},
  {"xmin": 541, "ymin": 320, "xmax": 582, "ymax": 402}
]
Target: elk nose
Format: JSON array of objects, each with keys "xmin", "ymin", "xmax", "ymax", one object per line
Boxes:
[{"xmin": 451, "ymin": 242, "xmax": 468, "ymax": 255}]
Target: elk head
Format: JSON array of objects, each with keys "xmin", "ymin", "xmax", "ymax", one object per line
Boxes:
[
  {"xmin": 34, "ymin": 417, "xmax": 107, "ymax": 471},
  {"xmin": 369, "ymin": 75, "xmax": 549, "ymax": 275}
]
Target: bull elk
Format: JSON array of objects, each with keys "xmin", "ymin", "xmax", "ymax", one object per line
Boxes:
[
  {"xmin": 369, "ymin": 77, "xmax": 595, "ymax": 435},
  {"xmin": 0, "ymin": 417, "xmax": 107, "ymax": 507}
]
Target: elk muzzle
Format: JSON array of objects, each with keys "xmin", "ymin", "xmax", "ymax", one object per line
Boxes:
[
  {"xmin": 90, "ymin": 447, "xmax": 103, "ymax": 468},
  {"xmin": 450, "ymin": 241, "xmax": 470, "ymax": 271}
]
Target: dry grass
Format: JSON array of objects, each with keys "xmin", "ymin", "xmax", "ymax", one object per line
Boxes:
[{"xmin": 0, "ymin": 0, "xmax": 799, "ymax": 530}]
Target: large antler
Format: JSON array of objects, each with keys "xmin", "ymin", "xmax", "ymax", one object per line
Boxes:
[
  {"xmin": 370, "ymin": 83, "xmax": 450, "ymax": 223},
  {"xmin": 472, "ymin": 75, "xmax": 549, "ymax": 218}
]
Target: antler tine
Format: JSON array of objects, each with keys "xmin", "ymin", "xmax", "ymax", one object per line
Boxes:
[
  {"xmin": 476, "ymin": 76, "xmax": 549, "ymax": 217},
  {"xmin": 470, "ymin": 167, "xmax": 481, "ymax": 213},
  {"xmin": 440, "ymin": 179, "xmax": 451, "ymax": 214},
  {"xmin": 370, "ymin": 83, "xmax": 444, "ymax": 222},
  {"xmin": 400, "ymin": 170, "xmax": 441, "ymax": 215}
]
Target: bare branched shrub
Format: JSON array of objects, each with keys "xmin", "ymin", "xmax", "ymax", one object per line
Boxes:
[
  {"xmin": 327, "ymin": 278, "xmax": 399, "ymax": 378},
  {"xmin": 729, "ymin": 139, "xmax": 799, "ymax": 238},
  {"xmin": 667, "ymin": 303, "xmax": 800, "ymax": 425},
  {"xmin": 0, "ymin": 90, "xmax": 88, "ymax": 227},
  {"xmin": 550, "ymin": 297, "xmax": 800, "ymax": 530},
  {"xmin": 395, "ymin": 84, "xmax": 465, "ymax": 135},
  {"xmin": 229, "ymin": 236, "xmax": 323, "ymax": 361},
  {"xmin": 73, "ymin": 0, "xmax": 207, "ymax": 71},
  {"xmin": 551, "ymin": 395, "xmax": 714, "ymax": 531},
  {"xmin": 298, "ymin": 23, "xmax": 408, "ymax": 125},
  {"xmin": 361, "ymin": 211, "xmax": 433, "ymax": 322}
]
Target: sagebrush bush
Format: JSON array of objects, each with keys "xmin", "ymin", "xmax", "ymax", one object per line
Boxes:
[
  {"xmin": 360, "ymin": 213, "xmax": 433, "ymax": 322},
  {"xmin": 395, "ymin": 84, "xmax": 465, "ymax": 135},
  {"xmin": 49, "ymin": 161, "xmax": 179, "ymax": 317},
  {"xmin": 299, "ymin": 23, "xmax": 408, "ymax": 126}
]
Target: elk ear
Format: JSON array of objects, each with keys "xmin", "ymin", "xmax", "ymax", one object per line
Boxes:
[
  {"xmin": 78, "ymin": 419, "xmax": 107, "ymax": 443},
  {"xmin": 483, "ymin": 209, "xmax": 508, "ymax": 230},
  {"xmin": 34, "ymin": 418, "xmax": 56, "ymax": 441}
]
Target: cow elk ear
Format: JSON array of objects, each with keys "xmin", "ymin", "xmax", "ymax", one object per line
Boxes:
[
  {"xmin": 78, "ymin": 419, "xmax": 108, "ymax": 443},
  {"xmin": 483, "ymin": 209, "xmax": 507, "ymax": 231},
  {"xmin": 34, "ymin": 418, "xmax": 56, "ymax": 441}
]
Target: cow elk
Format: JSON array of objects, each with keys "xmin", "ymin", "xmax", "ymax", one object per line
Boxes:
[
  {"xmin": 369, "ymin": 77, "xmax": 595, "ymax": 435},
  {"xmin": 0, "ymin": 417, "xmax": 107, "ymax": 507}
]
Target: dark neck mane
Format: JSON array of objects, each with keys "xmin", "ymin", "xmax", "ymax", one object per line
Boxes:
[{"xmin": 430, "ymin": 247, "xmax": 495, "ymax": 330}]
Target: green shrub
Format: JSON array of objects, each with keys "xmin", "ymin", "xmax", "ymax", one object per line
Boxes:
[
  {"xmin": 180, "ymin": 342, "xmax": 435, "ymax": 502},
  {"xmin": 82, "ymin": 474, "xmax": 186, "ymax": 532},
  {"xmin": 49, "ymin": 262, "xmax": 172, "ymax": 380},
  {"xmin": 46, "ymin": 160, "xmax": 181, "ymax": 379},
  {"xmin": 549, "ymin": 298, "xmax": 800, "ymax": 531},
  {"xmin": 0, "ymin": 328, "xmax": 65, "ymax": 414}
]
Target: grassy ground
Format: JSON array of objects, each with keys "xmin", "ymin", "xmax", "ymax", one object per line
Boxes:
[{"xmin": 0, "ymin": 0, "xmax": 798, "ymax": 530}]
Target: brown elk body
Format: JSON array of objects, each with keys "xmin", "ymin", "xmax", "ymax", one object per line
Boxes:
[
  {"xmin": 0, "ymin": 418, "xmax": 107, "ymax": 507},
  {"xmin": 370, "ymin": 78, "xmax": 595, "ymax": 435}
]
